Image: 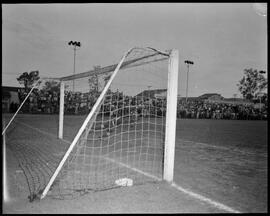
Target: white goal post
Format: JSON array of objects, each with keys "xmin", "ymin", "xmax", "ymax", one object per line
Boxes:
[
  {"xmin": 163, "ymin": 49, "xmax": 179, "ymax": 182},
  {"xmin": 41, "ymin": 47, "xmax": 179, "ymax": 199}
]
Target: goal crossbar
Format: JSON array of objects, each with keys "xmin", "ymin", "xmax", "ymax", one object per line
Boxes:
[{"xmin": 60, "ymin": 51, "xmax": 169, "ymax": 81}]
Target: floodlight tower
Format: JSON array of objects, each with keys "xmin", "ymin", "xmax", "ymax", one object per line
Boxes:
[
  {"xmin": 68, "ymin": 41, "xmax": 81, "ymax": 92},
  {"xmin": 233, "ymin": 94, "xmax": 237, "ymax": 101},
  {"xmin": 258, "ymin": 70, "xmax": 267, "ymax": 114},
  {"xmin": 184, "ymin": 60, "xmax": 194, "ymax": 103}
]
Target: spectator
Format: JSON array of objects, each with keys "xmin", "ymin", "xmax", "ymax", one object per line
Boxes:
[{"xmin": 15, "ymin": 86, "xmax": 267, "ymax": 120}]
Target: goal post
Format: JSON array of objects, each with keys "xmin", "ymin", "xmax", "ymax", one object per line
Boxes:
[
  {"xmin": 58, "ymin": 81, "xmax": 65, "ymax": 139},
  {"xmin": 163, "ymin": 49, "xmax": 179, "ymax": 182}
]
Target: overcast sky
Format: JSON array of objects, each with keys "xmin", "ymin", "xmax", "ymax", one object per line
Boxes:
[{"xmin": 2, "ymin": 3, "xmax": 267, "ymax": 98}]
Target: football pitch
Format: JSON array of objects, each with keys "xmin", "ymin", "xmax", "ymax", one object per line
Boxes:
[
  {"xmin": 3, "ymin": 114, "xmax": 267, "ymax": 213},
  {"xmin": 174, "ymin": 119, "xmax": 267, "ymax": 213}
]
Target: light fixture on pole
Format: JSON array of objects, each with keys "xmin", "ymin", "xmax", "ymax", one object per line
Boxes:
[
  {"xmin": 147, "ymin": 85, "xmax": 152, "ymax": 102},
  {"xmin": 258, "ymin": 70, "xmax": 266, "ymax": 115},
  {"xmin": 184, "ymin": 60, "xmax": 194, "ymax": 103},
  {"xmin": 68, "ymin": 41, "xmax": 81, "ymax": 92},
  {"xmin": 233, "ymin": 94, "xmax": 237, "ymax": 101}
]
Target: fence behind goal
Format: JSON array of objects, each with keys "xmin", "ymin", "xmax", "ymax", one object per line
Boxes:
[{"xmin": 3, "ymin": 47, "xmax": 178, "ymax": 201}]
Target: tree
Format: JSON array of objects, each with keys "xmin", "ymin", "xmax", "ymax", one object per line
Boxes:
[
  {"xmin": 42, "ymin": 80, "xmax": 60, "ymax": 94},
  {"xmin": 17, "ymin": 70, "xmax": 40, "ymax": 91},
  {"xmin": 237, "ymin": 68, "xmax": 267, "ymax": 100},
  {"xmin": 253, "ymin": 92, "xmax": 268, "ymax": 104}
]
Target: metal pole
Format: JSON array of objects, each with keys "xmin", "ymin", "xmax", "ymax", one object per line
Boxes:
[
  {"xmin": 58, "ymin": 81, "xmax": 65, "ymax": 139},
  {"xmin": 259, "ymin": 96, "xmax": 261, "ymax": 113},
  {"xmin": 68, "ymin": 41, "xmax": 81, "ymax": 92},
  {"xmin": 73, "ymin": 46, "xmax": 76, "ymax": 92},
  {"xmin": 185, "ymin": 64, "xmax": 189, "ymax": 103},
  {"xmin": 3, "ymin": 119, "xmax": 9, "ymax": 202},
  {"xmin": 2, "ymin": 79, "xmax": 41, "ymax": 135}
]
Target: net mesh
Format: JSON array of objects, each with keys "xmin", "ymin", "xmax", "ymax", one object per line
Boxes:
[
  {"xmin": 3, "ymin": 79, "xmax": 69, "ymax": 201},
  {"xmin": 53, "ymin": 48, "xmax": 170, "ymax": 198},
  {"xmin": 4, "ymin": 47, "xmax": 170, "ymax": 201}
]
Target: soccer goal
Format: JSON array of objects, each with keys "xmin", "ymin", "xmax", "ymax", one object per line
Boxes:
[{"xmin": 3, "ymin": 47, "xmax": 178, "ymax": 201}]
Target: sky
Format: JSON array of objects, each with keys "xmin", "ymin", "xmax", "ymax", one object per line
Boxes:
[{"xmin": 2, "ymin": 3, "xmax": 267, "ymax": 98}]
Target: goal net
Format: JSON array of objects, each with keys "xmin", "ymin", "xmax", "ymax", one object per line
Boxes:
[
  {"xmin": 3, "ymin": 47, "xmax": 178, "ymax": 201},
  {"xmin": 2, "ymin": 78, "xmax": 69, "ymax": 201}
]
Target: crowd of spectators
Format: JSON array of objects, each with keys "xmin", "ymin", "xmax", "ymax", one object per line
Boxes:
[
  {"xmin": 17, "ymin": 89, "xmax": 99, "ymax": 115},
  {"xmin": 16, "ymin": 89, "xmax": 267, "ymax": 120},
  {"xmin": 100, "ymin": 93, "xmax": 166, "ymax": 118},
  {"xmin": 16, "ymin": 89, "xmax": 167, "ymax": 117},
  {"xmin": 18, "ymin": 88, "xmax": 59, "ymax": 114},
  {"xmin": 177, "ymin": 100, "xmax": 267, "ymax": 120}
]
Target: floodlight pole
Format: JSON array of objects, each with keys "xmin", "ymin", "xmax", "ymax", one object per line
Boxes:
[
  {"xmin": 147, "ymin": 85, "xmax": 152, "ymax": 99},
  {"xmin": 233, "ymin": 94, "xmax": 237, "ymax": 102},
  {"xmin": 184, "ymin": 60, "xmax": 194, "ymax": 103},
  {"xmin": 68, "ymin": 41, "xmax": 81, "ymax": 92},
  {"xmin": 147, "ymin": 85, "xmax": 152, "ymax": 94},
  {"xmin": 259, "ymin": 97, "xmax": 261, "ymax": 113},
  {"xmin": 73, "ymin": 47, "xmax": 76, "ymax": 91},
  {"xmin": 258, "ymin": 70, "xmax": 266, "ymax": 116}
]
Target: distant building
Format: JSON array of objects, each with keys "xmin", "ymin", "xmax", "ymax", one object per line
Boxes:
[
  {"xmin": 2, "ymin": 86, "xmax": 23, "ymax": 113},
  {"xmin": 198, "ymin": 93, "xmax": 224, "ymax": 101},
  {"xmin": 136, "ymin": 89, "xmax": 167, "ymax": 99},
  {"xmin": 178, "ymin": 93, "xmax": 223, "ymax": 102},
  {"xmin": 223, "ymin": 97, "xmax": 253, "ymax": 105},
  {"xmin": 179, "ymin": 96, "xmax": 198, "ymax": 101},
  {"xmin": 176, "ymin": 92, "xmax": 257, "ymax": 106}
]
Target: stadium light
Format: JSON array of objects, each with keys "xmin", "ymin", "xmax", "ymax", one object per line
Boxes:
[
  {"xmin": 68, "ymin": 40, "xmax": 81, "ymax": 92},
  {"xmin": 184, "ymin": 60, "xmax": 194, "ymax": 103}
]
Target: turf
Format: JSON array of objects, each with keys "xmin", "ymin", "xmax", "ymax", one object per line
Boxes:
[
  {"xmin": 174, "ymin": 119, "xmax": 267, "ymax": 212},
  {"xmin": 3, "ymin": 114, "xmax": 267, "ymax": 213}
]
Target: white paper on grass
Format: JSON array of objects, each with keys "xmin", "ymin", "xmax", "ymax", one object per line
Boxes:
[{"xmin": 115, "ymin": 178, "xmax": 133, "ymax": 187}]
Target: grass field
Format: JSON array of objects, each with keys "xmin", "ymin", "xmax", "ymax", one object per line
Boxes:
[
  {"xmin": 175, "ymin": 119, "xmax": 267, "ymax": 213},
  {"xmin": 2, "ymin": 114, "xmax": 267, "ymax": 213}
]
